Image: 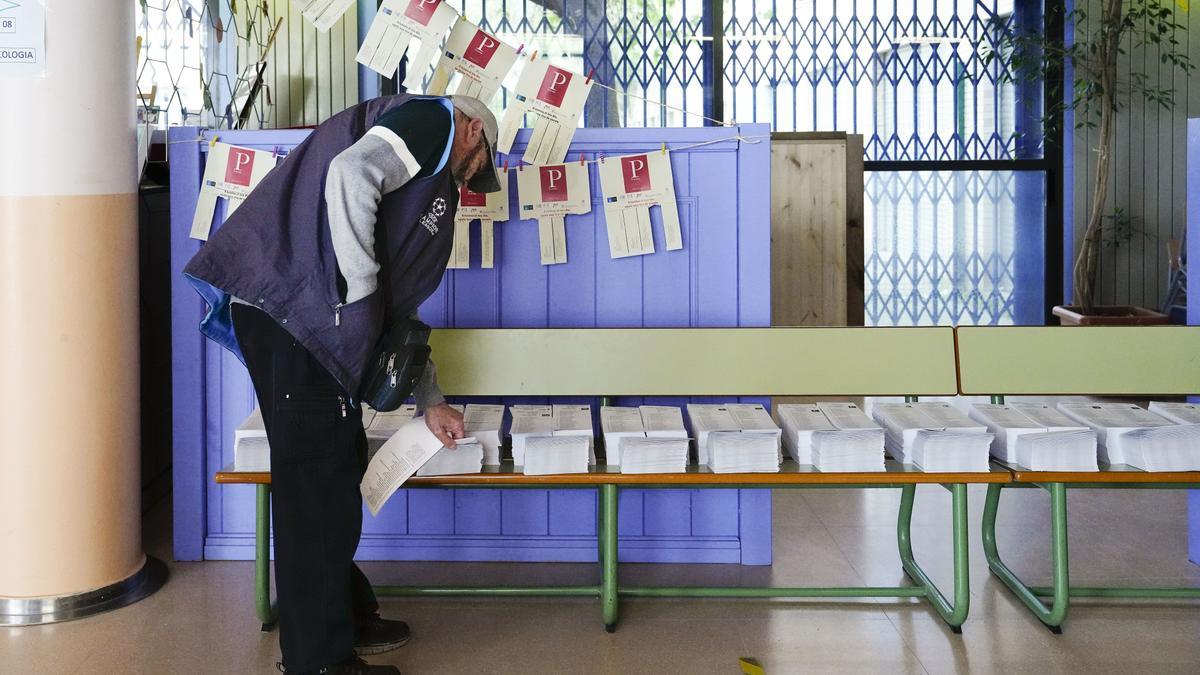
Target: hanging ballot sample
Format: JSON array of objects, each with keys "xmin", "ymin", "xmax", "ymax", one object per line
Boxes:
[
  {"xmin": 357, "ymin": 0, "xmax": 459, "ymax": 87},
  {"xmin": 426, "ymin": 18, "xmax": 518, "ymax": 104},
  {"xmin": 190, "ymin": 142, "xmax": 279, "ymax": 241},
  {"xmin": 597, "ymin": 151, "xmax": 683, "ymax": 258},
  {"xmin": 497, "ymin": 58, "xmax": 592, "ymax": 165},
  {"xmin": 295, "ymin": 0, "xmax": 357, "ymax": 32},
  {"xmin": 449, "ymin": 172, "xmax": 509, "ymax": 269},
  {"xmin": 516, "ymin": 163, "xmax": 591, "ymax": 265}
]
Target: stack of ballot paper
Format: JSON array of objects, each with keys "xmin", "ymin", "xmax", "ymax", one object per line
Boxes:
[
  {"xmin": 1056, "ymin": 402, "xmax": 1175, "ymax": 465},
  {"xmin": 777, "ymin": 402, "xmax": 885, "ymax": 470},
  {"xmin": 968, "ymin": 403, "xmax": 1093, "ymax": 464},
  {"xmin": 640, "ymin": 405, "xmax": 689, "ymax": 439},
  {"xmin": 463, "ymin": 404, "xmax": 505, "ymax": 465},
  {"xmin": 509, "ymin": 405, "xmax": 555, "ymax": 466},
  {"xmin": 1014, "ymin": 430, "xmax": 1100, "ymax": 471},
  {"xmin": 365, "ymin": 404, "xmax": 419, "ymax": 454},
  {"xmin": 509, "ymin": 404, "xmax": 597, "ymax": 466},
  {"xmin": 234, "ymin": 408, "xmax": 270, "ymax": 470},
  {"xmin": 811, "ymin": 430, "xmax": 887, "ymax": 472},
  {"xmin": 1118, "ymin": 425, "xmax": 1200, "ymax": 471},
  {"xmin": 728, "ymin": 403, "xmax": 784, "ymax": 462},
  {"xmin": 707, "ymin": 431, "xmax": 781, "ymax": 473},
  {"xmin": 686, "ymin": 404, "xmax": 740, "ymax": 464},
  {"xmin": 687, "ymin": 404, "xmax": 782, "ymax": 467},
  {"xmin": 910, "ymin": 429, "xmax": 994, "ymax": 472},
  {"xmin": 872, "ymin": 402, "xmax": 989, "ymax": 464},
  {"xmin": 415, "ymin": 438, "xmax": 485, "ymax": 476},
  {"xmin": 620, "ymin": 437, "xmax": 690, "ymax": 473},
  {"xmin": 1149, "ymin": 401, "xmax": 1200, "ymax": 425},
  {"xmin": 554, "ymin": 404, "xmax": 597, "ymax": 464},
  {"xmin": 523, "ymin": 435, "xmax": 591, "ymax": 475},
  {"xmin": 600, "ymin": 406, "xmax": 647, "ymax": 466}
]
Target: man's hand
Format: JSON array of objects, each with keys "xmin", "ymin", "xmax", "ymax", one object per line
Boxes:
[{"xmin": 424, "ymin": 403, "xmax": 465, "ymax": 448}]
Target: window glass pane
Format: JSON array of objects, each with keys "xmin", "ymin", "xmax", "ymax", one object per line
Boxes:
[
  {"xmin": 865, "ymin": 170, "xmax": 1046, "ymax": 326},
  {"xmin": 723, "ymin": 0, "xmax": 1041, "ymax": 161}
]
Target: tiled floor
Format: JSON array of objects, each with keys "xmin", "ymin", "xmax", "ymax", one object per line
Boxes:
[{"xmin": 5, "ymin": 486, "xmax": 1200, "ymax": 674}]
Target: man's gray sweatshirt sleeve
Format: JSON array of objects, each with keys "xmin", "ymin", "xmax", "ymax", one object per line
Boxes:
[
  {"xmin": 325, "ymin": 126, "xmax": 423, "ymax": 304},
  {"xmin": 412, "ymin": 360, "xmax": 445, "ymax": 411}
]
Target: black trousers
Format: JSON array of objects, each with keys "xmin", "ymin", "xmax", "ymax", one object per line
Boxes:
[{"xmin": 232, "ymin": 304, "xmax": 379, "ymax": 672}]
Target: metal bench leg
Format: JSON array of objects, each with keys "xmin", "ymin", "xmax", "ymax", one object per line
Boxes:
[
  {"xmin": 599, "ymin": 484, "xmax": 619, "ymax": 632},
  {"xmin": 256, "ymin": 483, "xmax": 278, "ymax": 631},
  {"xmin": 897, "ymin": 483, "xmax": 970, "ymax": 632},
  {"xmin": 982, "ymin": 482, "xmax": 1069, "ymax": 632}
]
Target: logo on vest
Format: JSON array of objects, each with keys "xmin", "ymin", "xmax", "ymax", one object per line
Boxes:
[{"xmin": 421, "ymin": 197, "xmax": 447, "ymax": 235}]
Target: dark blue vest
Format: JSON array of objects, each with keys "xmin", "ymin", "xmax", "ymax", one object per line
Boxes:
[{"xmin": 183, "ymin": 94, "xmax": 459, "ymax": 395}]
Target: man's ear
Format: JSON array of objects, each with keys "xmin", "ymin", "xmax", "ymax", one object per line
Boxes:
[{"xmin": 470, "ymin": 117, "xmax": 484, "ymax": 142}]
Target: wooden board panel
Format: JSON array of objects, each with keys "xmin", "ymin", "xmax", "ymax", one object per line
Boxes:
[
  {"xmin": 956, "ymin": 326, "xmax": 1200, "ymax": 395},
  {"xmin": 770, "ymin": 138, "xmax": 848, "ymax": 327},
  {"xmin": 430, "ymin": 327, "xmax": 959, "ymax": 397}
]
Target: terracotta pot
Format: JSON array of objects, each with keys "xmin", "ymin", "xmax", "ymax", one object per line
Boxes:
[{"xmin": 1051, "ymin": 305, "xmax": 1170, "ymax": 326}]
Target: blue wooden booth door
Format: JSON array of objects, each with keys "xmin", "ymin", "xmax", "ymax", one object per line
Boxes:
[{"xmin": 170, "ymin": 124, "xmax": 773, "ymax": 564}]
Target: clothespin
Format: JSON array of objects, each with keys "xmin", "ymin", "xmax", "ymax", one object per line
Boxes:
[
  {"xmin": 516, "ymin": 43, "xmax": 524, "ymax": 56},
  {"xmin": 599, "ymin": 151, "xmax": 605, "ymax": 164},
  {"xmin": 502, "ymin": 159, "xmax": 509, "ymax": 173},
  {"xmin": 272, "ymin": 146, "xmax": 281, "ymax": 159},
  {"xmin": 585, "ymin": 68, "xmax": 595, "ymax": 85},
  {"xmin": 661, "ymin": 142, "xmax": 667, "ymax": 155},
  {"xmin": 209, "ymin": 134, "xmax": 219, "ymax": 149},
  {"xmin": 578, "ymin": 152, "xmax": 586, "ymax": 166},
  {"xmin": 530, "ymin": 50, "xmax": 539, "ymax": 61}
]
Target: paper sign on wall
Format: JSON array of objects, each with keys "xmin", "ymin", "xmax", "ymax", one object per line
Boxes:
[
  {"xmin": 516, "ymin": 163, "xmax": 591, "ymax": 265},
  {"xmin": 426, "ymin": 18, "xmax": 518, "ymax": 104},
  {"xmin": 597, "ymin": 151, "xmax": 683, "ymax": 258},
  {"xmin": 448, "ymin": 172, "xmax": 509, "ymax": 269},
  {"xmin": 358, "ymin": 0, "xmax": 458, "ymax": 86},
  {"xmin": 497, "ymin": 57, "xmax": 592, "ymax": 165},
  {"xmin": 295, "ymin": 0, "xmax": 357, "ymax": 32},
  {"xmin": 0, "ymin": 0, "xmax": 46, "ymax": 77},
  {"xmin": 189, "ymin": 142, "xmax": 278, "ymax": 241}
]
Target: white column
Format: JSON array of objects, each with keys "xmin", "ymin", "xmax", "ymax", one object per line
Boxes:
[{"xmin": 0, "ymin": 0, "xmax": 150, "ymax": 612}]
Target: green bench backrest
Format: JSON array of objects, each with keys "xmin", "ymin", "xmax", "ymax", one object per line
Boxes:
[
  {"xmin": 429, "ymin": 327, "xmax": 959, "ymax": 397},
  {"xmin": 956, "ymin": 326, "xmax": 1200, "ymax": 396}
]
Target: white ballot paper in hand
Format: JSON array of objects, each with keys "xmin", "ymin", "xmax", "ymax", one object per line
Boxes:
[
  {"xmin": 497, "ymin": 57, "xmax": 592, "ymax": 165},
  {"xmin": 361, "ymin": 417, "xmax": 449, "ymax": 516},
  {"xmin": 427, "ymin": 18, "xmax": 518, "ymax": 103},
  {"xmin": 516, "ymin": 163, "xmax": 591, "ymax": 265},
  {"xmin": 597, "ymin": 152, "xmax": 683, "ymax": 259},
  {"xmin": 358, "ymin": 0, "xmax": 459, "ymax": 85},
  {"xmin": 190, "ymin": 142, "xmax": 278, "ymax": 240},
  {"xmin": 296, "ymin": 0, "xmax": 358, "ymax": 32},
  {"xmin": 449, "ymin": 173, "xmax": 509, "ymax": 269}
]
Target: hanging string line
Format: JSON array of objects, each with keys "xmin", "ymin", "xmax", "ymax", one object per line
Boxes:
[
  {"xmin": 585, "ymin": 78, "xmax": 735, "ymax": 128},
  {"xmin": 505, "ymin": 134, "xmax": 767, "ymax": 171},
  {"xmin": 166, "ymin": 133, "xmax": 769, "ymax": 166}
]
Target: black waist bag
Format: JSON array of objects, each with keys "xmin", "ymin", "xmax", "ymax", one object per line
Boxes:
[{"xmin": 359, "ymin": 317, "xmax": 432, "ymax": 412}]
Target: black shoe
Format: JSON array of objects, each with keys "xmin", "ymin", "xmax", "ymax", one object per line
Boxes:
[
  {"xmin": 277, "ymin": 657, "xmax": 400, "ymax": 674},
  {"xmin": 354, "ymin": 614, "xmax": 411, "ymax": 655}
]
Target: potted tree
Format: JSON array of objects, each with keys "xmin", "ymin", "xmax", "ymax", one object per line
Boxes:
[{"xmin": 995, "ymin": 0, "xmax": 1191, "ymax": 325}]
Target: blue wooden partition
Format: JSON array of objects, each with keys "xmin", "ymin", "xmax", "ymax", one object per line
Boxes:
[{"xmin": 171, "ymin": 124, "xmax": 773, "ymax": 564}]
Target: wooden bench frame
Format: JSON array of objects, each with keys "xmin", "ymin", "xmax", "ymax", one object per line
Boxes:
[
  {"xmin": 216, "ymin": 327, "xmax": 996, "ymax": 633},
  {"xmin": 213, "ymin": 325, "xmax": 1200, "ymax": 634},
  {"xmin": 218, "ymin": 461, "xmax": 1004, "ymax": 633},
  {"xmin": 957, "ymin": 326, "xmax": 1200, "ymax": 632}
]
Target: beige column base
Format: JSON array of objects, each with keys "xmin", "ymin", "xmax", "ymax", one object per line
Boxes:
[{"xmin": 0, "ymin": 194, "xmax": 144, "ymax": 599}]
